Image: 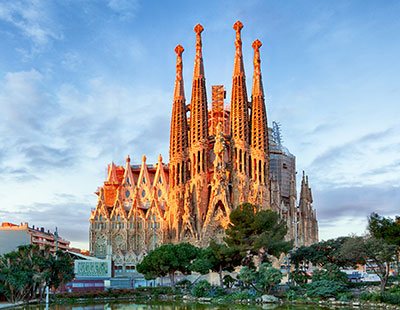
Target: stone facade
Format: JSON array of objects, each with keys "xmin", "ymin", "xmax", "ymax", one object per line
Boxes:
[{"xmin": 89, "ymin": 21, "xmax": 319, "ymax": 270}]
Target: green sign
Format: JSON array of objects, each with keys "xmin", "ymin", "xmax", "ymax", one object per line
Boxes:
[{"xmin": 75, "ymin": 260, "xmax": 111, "ymax": 278}]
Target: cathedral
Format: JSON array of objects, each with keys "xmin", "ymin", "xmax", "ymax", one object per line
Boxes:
[{"xmin": 89, "ymin": 21, "xmax": 318, "ymax": 272}]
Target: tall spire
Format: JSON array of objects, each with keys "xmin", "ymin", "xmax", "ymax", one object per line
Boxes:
[
  {"xmin": 251, "ymin": 39, "xmax": 264, "ymax": 97},
  {"xmin": 230, "ymin": 20, "xmax": 249, "ymax": 144},
  {"xmin": 173, "ymin": 44, "xmax": 185, "ymax": 100},
  {"xmin": 250, "ymin": 39, "xmax": 268, "ymax": 153},
  {"xmin": 189, "ymin": 24, "xmax": 208, "ymax": 149},
  {"xmin": 193, "ymin": 24, "xmax": 205, "ymax": 78},
  {"xmin": 299, "ymin": 171, "xmax": 308, "ymax": 203},
  {"xmin": 169, "ymin": 45, "xmax": 189, "ymax": 168},
  {"xmin": 233, "ymin": 21, "xmax": 245, "ymax": 76}
]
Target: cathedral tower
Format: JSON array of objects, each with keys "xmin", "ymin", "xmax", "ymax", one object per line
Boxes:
[
  {"xmin": 168, "ymin": 45, "xmax": 189, "ymax": 241},
  {"xmin": 188, "ymin": 24, "xmax": 209, "ymax": 236},
  {"xmin": 230, "ymin": 21, "xmax": 250, "ymax": 206},
  {"xmin": 249, "ymin": 39, "xmax": 270, "ymax": 208}
]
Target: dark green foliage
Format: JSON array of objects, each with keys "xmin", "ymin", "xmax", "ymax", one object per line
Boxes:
[
  {"xmin": 221, "ymin": 289, "xmax": 258, "ymax": 302},
  {"xmin": 337, "ymin": 292, "xmax": 353, "ymax": 301},
  {"xmin": 368, "ymin": 212, "xmax": 400, "ymax": 278},
  {"xmin": 306, "ymin": 280, "xmax": 347, "ymax": 298},
  {"xmin": 191, "ymin": 280, "xmax": 211, "ymax": 297},
  {"xmin": 311, "ymin": 264, "xmax": 348, "ymax": 284},
  {"xmin": 290, "ymin": 237, "xmax": 355, "ymax": 268},
  {"xmin": 0, "ymin": 245, "xmax": 74, "ymax": 303},
  {"xmin": 208, "ymin": 286, "xmax": 226, "ymax": 298},
  {"xmin": 191, "ymin": 240, "xmax": 241, "ymax": 287},
  {"xmin": 225, "ymin": 203, "xmax": 292, "ymax": 266},
  {"xmin": 291, "ymin": 269, "xmax": 309, "ymax": 286},
  {"xmin": 341, "ymin": 236, "xmax": 397, "ymax": 293},
  {"xmin": 360, "ymin": 290, "xmax": 400, "ymax": 305},
  {"xmin": 360, "ymin": 291, "xmax": 382, "ymax": 302},
  {"xmin": 175, "ymin": 279, "xmax": 192, "ymax": 289},
  {"xmin": 238, "ymin": 262, "xmax": 282, "ymax": 294},
  {"xmin": 382, "ymin": 292, "xmax": 400, "ymax": 305},
  {"xmin": 222, "ymin": 274, "xmax": 236, "ymax": 288},
  {"xmin": 369, "ymin": 213, "xmax": 400, "ymax": 247},
  {"xmin": 136, "ymin": 243, "xmax": 199, "ymax": 285}
]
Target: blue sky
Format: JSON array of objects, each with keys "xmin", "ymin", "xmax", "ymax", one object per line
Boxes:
[{"xmin": 0, "ymin": 0, "xmax": 399, "ymax": 249}]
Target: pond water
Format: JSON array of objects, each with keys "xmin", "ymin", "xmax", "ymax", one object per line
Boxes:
[{"xmin": 18, "ymin": 302, "xmax": 351, "ymax": 310}]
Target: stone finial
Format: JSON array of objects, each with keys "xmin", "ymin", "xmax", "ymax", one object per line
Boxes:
[
  {"xmin": 252, "ymin": 39, "xmax": 262, "ymax": 50},
  {"xmin": 175, "ymin": 44, "xmax": 184, "ymax": 56},
  {"xmin": 158, "ymin": 154, "xmax": 163, "ymax": 162},
  {"xmin": 142, "ymin": 155, "xmax": 147, "ymax": 163},
  {"xmin": 126, "ymin": 155, "xmax": 131, "ymax": 163},
  {"xmin": 194, "ymin": 23, "xmax": 204, "ymax": 35},
  {"xmin": 233, "ymin": 20, "xmax": 243, "ymax": 33}
]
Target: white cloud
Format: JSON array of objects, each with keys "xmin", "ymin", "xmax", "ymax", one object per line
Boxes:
[
  {"xmin": 0, "ymin": 1, "xmax": 62, "ymax": 50},
  {"xmin": 107, "ymin": 0, "xmax": 139, "ymax": 20}
]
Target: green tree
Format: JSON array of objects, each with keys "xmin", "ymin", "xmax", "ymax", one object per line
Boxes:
[
  {"xmin": 312, "ymin": 264, "xmax": 348, "ymax": 284},
  {"xmin": 290, "ymin": 237, "xmax": 354, "ymax": 268},
  {"xmin": 256, "ymin": 262, "xmax": 283, "ymax": 294},
  {"xmin": 341, "ymin": 236, "xmax": 397, "ymax": 293},
  {"xmin": 224, "ymin": 203, "xmax": 292, "ymax": 267},
  {"xmin": 191, "ymin": 240, "xmax": 241, "ymax": 287},
  {"xmin": 0, "ymin": 245, "xmax": 74, "ymax": 303},
  {"xmin": 368, "ymin": 213, "xmax": 400, "ymax": 246},
  {"xmin": 238, "ymin": 263, "xmax": 282, "ymax": 294},
  {"xmin": 368, "ymin": 212, "xmax": 400, "ymax": 273},
  {"xmin": 137, "ymin": 243, "xmax": 199, "ymax": 285}
]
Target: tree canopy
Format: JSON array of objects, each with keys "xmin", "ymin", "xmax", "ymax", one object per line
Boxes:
[
  {"xmin": 224, "ymin": 203, "xmax": 292, "ymax": 267},
  {"xmin": 0, "ymin": 245, "xmax": 74, "ymax": 303},
  {"xmin": 191, "ymin": 240, "xmax": 241, "ymax": 287},
  {"xmin": 136, "ymin": 243, "xmax": 199, "ymax": 285},
  {"xmin": 368, "ymin": 212, "xmax": 400, "ymax": 247},
  {"xmin": 340, "ymin": 236, "xmax": 397, "ymax": 293},
  {"xmin": 290, "ymin": 237, "xmax": 355, "ymax": 268}
]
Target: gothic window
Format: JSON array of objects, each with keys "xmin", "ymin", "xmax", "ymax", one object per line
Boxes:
[
  {"xmin": 158, "ymin": 189, "xmax": 162, "ymax": 197},
  {"xmin": 141, "ymin": 190, "xmax": 146, "ymax": 198}
]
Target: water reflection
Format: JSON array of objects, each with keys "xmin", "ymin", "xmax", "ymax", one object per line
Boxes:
[{"xmin": 19, "ymin": 302, "xmax": 336, "ymax": 310}]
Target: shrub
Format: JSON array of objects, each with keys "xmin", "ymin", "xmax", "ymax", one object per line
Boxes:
[
  {"xmin": 208, "ymin": 286, "xmax": 226, "ymax": 297},
  {"xmin": 360, "ymin": 291, "xmax": 381, "ymax": 302},
  {"xmin": 291, "ymin": 269, "xmax": 309, "ymax": 286},
  {"xmin": 222, "ymin": 289, "xmax": 257, "ymax": 302},
  {"xmin": 175, "ymin": 279, "xmax": 192, "ymax": 289},
  {"xmin": 337, "ymin": 292, "xmax": 353, "ymax": 301},
  {"xmin": 312, "ymin": 264, "xmax": 348, "ymax": 284},
  {"xmin": 306, "ymin": 280, "xmax": 346, "ymax": 298},
  {"xmin": 191, "ymin": 280, "xmax": 211, "ymax": 297},
  {"xmin": 223, "ymin": 274, "xmax": 236, "ymax": 288},
  {"xmin": 382, "ymin": 292, "xmax": 400, "ymax": 305},
  {"xmin": 285, "ymin": 289, "xmax": 297, "ymax": 301}
]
